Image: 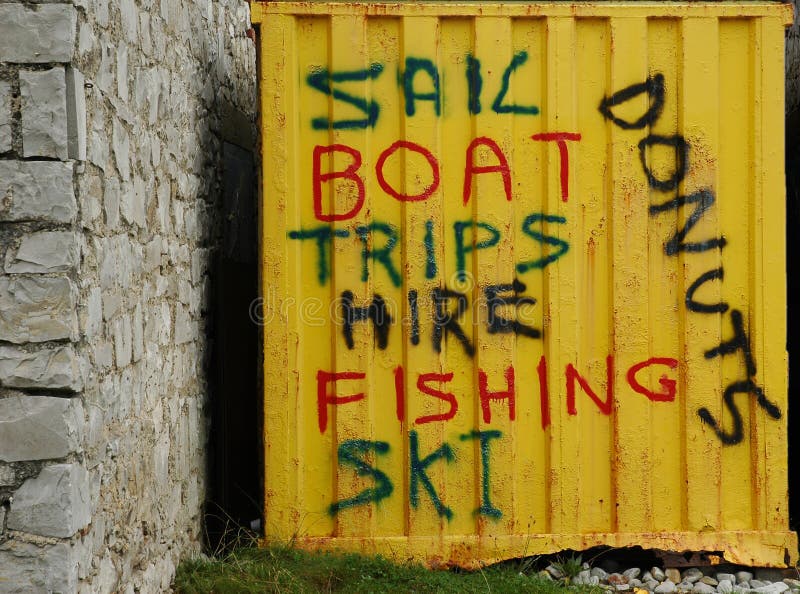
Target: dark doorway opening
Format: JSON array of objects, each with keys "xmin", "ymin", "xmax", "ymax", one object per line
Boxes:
[{"xmin": 206, "ymin": 137, "xmax": 262, "ymax": 552}]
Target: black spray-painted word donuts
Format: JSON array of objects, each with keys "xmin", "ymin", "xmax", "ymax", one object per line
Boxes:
[{"xmin": 598, "ymin": 73, "xmax": 781, "ymax": 445}]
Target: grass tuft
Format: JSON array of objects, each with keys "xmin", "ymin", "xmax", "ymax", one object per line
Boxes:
[
  {"xmin": 551, "ymin": 554, "xmax": 585, "ymax": 581},
  {"xmin": 174, "ymin": 545, "xmax": 606, "ymax": 594}
]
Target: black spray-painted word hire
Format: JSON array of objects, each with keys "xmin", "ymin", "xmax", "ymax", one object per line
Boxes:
[{"xmin": 598, "ymin": 73, "xmax": 781, "ymax": 445}]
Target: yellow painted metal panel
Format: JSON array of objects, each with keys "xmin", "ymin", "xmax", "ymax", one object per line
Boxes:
[{"xmin": 253, "ymin": 1, "xmax": 797, "ymax": 567}]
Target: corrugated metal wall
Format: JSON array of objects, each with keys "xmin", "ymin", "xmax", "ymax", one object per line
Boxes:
[{"xmin": 252, "ymin": 2, "xmax": 796, "ymax": 567}]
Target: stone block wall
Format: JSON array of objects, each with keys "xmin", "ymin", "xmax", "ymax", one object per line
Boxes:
[
  {"xmin": 0, "ymin": 0, "xmax": 256, "ymax": 591},
  {"xmin": 789, "ymin": 0, "xmax": 800, "ymax": 120}
]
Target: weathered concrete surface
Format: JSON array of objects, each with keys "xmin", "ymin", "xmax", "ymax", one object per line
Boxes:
[
  {"xmin": 0, "ymin": 540, "xmax": 79, "ymax": 593},
  {"xmin": 6, "ymin": 464, "xmax": 91, "ymax": 538},
  {"xmin": 4, "ymin": 231, "xmax": 79, "ymax": 274},
  {"xmin": 0, "ymin": 80, "xmax": 11, "ymax": 153},
  {"xmin": 66, "ymin": 66, "xmax": 87, "ymax": 161},
  {"xmin": 0, "ymin": 276, "xmax": 78, "ymax": 343},
  {"xmin": 20, "ymin": 68, "xmax": 68, "ymax": 159},
  {"xmin": 0, "ymin": 395, "xmax": 83, "ymax": 462},
  {"xmin": 0, "ymin": 4, "xmax": 76, "ymax": 63},
  {"xmin": 0, "ymin": 345, "xmax": 83, "ymax": 391},
  {"xmin": 0, "ymin": 161, "xmax": 76, "ymax": 223}
]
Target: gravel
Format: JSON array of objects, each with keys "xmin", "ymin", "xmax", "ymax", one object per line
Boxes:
[{"xmin": 540, "ymin": 563, "xmax": 800, "ymax": 594}]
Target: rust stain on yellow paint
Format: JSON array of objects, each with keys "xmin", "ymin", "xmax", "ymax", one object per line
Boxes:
[{"xmin": 253, "ymin": 1, "xmax": 796, "ymax": 568}]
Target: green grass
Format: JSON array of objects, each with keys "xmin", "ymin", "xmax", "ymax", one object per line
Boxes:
[
  {"xmin": 174, "ymin": 546, "xmax": 601, "ymax": 594},
  {"xmin": 550, "ymin": 554, "xmax": 584, "ymax": 582}
]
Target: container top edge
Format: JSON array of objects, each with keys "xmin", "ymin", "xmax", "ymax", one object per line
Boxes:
[{"xmin": 249, "ymin": 1, "xmax": 793, "ymax": 26}]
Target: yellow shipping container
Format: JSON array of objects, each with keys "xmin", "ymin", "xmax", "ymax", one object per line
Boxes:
[{"xmin": 251, "ymin": 1, "xmax": 797, "ymax": 567}]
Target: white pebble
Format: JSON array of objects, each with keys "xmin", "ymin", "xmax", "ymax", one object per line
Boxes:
[
  {"xmin": 624, "ymin": 568, "xmax": 642, "ymax": 580},
  {"xmin": 574, "ymin": 570, "xmax": 591, "ymax": 585},
  {"xmin": 593, "ymin": 568, "xmax": 610, "ymax": 580},
  {"xmin": 737, "ymin": 572, "xmax": 754, "ymax": 584},
  {"xmin": 754, "ymin": 583, "xmax": 790, "ymax": 594},
  {"xmin": 692, "ymin": 583, "xmax": 715, "ymax": 594},
  {"xmin": 683, "ymin": 569, "xmax": 704, "ymax": 584},
  {"xmin": 651, "ymin": 568, "xmax": 666, "ymax": 582},
  {"xmin": 666, "ymin": 570, "xmax": 682, "ymax": 584},
  {"xmin": 546, "ymin": 564, "xmax": 564, "ymax": 579},
  {"xmin": 655, "ymin": 580, "xmax": 677, "ymax": 593}
]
